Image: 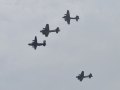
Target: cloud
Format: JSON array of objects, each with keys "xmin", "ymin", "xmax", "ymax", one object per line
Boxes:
[{"xmin": 0, "ymin": 0, "xmax": 120, "ymax": 90}]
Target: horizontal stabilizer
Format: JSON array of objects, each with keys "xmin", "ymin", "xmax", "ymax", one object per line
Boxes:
[
  {"xmin": 56, "ymin": 27, "xmax": 60, "ymax": 33},
  {"xmin": 89, "ymin": 73, "xmax": 93, "ymax": 78},
  {"xmin": 76, "ymin": 15, "xmax": 79, "ymax": 21}
]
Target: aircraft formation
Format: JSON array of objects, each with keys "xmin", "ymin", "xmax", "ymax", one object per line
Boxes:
[
  {"xmin": 28, "ymin": 10, "xmax": 92, "ymax": 82},
  {"xmin": 28, "ymin": 10, "xmax": 79, "ymax": 50}
]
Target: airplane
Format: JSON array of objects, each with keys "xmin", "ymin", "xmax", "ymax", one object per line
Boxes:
[
  {"xmin": 62, "ymin": 10, "xmax": 79, "ymax": 24},
  {"xmin": 76, "ymin": 71, "xmax": 93, "ymax": 81},
  {"xmin": 28, "ymin": 36, "xmax": 46, "ymax": 50},
  {"xmin": 40, "ymin": 24, "xmax": 60, "ymax": 37}
]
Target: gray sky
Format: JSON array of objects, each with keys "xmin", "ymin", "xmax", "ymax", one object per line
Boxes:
[{"xmin": 0, "ymin": 0, "xmax": 120, "ymax": 90}]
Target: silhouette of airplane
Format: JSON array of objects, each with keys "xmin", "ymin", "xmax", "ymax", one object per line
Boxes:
[
  {"xmin": 28, "ymin": 36, "xmax": 46, "ymax": 50},
  {"xmin": 63, "ymin": 10, "xmax": 79, "ymax": 24},
  {"xmin": 76, "ymin": 71, "xmax": 93, "ymax": 81},
  {"xmin": 40, "ymin": 24, "xmax": 60, "ymax": 37}
]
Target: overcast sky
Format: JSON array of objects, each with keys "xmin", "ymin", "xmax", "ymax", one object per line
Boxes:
[{"xmin": 0, "ymin": 0, "xmax": 120, "ymax": 90}]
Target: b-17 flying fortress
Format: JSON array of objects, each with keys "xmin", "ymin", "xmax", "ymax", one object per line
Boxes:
[
  {"xmin": 40, "ymin": 24, "xmax": 60, "ymax": 37},
  {"xmin": 63, "ymin": 10, "xmax": 79, "ymax": 24},
  {"xmin": 28, "ymin": 10, "xmax": 93, "ymax": 83},
  {"xmin": 76, "ymin": 71, "xmax": 93, "ymax": 81},
  {"xmin": 28, "ymin": 36, "xmax": 46, "ymax": 50}
]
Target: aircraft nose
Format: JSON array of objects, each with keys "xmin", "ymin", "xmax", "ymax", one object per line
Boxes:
[
  {"xmin": 28, "ymin": 43, "xmax": 31, "ymax": 45},
  {"xmin": 62, "ymin": 16, "xmax": 65, "ymax": 18}
]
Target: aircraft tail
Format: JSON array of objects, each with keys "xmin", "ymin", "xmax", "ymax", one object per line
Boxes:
[
  {"xmin": 43, "ymin": 40, "xmax": 46, "ymax": 46},
  {"xmin": 55, "ymin": 27, "xmax": 60, "ymax": 33},
  {"xmin": 75, "ymin": 15, "xmax": 79, "ymax": 21},
  {"xmin": 40, "ymin": 30, "xmax": 43, "ymax": 33},
  {"xmin": 88, "ymin": 73, "xmax": 93, "ymax": 78}
]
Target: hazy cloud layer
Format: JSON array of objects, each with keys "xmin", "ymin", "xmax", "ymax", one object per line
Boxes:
[{"xmin": 0, "ymin": 0, "xmax": 120, "ymax": 90}]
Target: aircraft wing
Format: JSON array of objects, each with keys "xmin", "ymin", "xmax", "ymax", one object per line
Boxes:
[
  {"xmin": 66, "ymin": 18, "xmax": 70, "ymax": 24},
  {"xmin": 44, "ymin": 24, "xmax": 49, "ymax": 37},
  {"xmin": 66, "ymin": 10, "xmax": 70, "ymax": 24},
  {"xmin": 79, "ymin": 77, "xmax": 84, "ymax": 81},
  {"xmin": 81, "ymin": 71, "xmax": 84, "ymax": 76},
  {"xmin": 67, "ymin": 10, "xmax": 70, "ymax": 16},
  {"xmin": 45, "ymin": 33, "xmax": 49, "ymax": 37},
  {"xmin": 33, "ymin": 45, "xmax": 37, "ymax": 50},
  {"xmin": 34, "ymin": 36, "xmax": 37, "ymax": 43},
  {"xmin": 45, "ymin": 24, "xmax": 49, "ymax": 31},
  {"xmin": 79, "ymin": 71, "xmax": 84, "ymax": 81}
]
